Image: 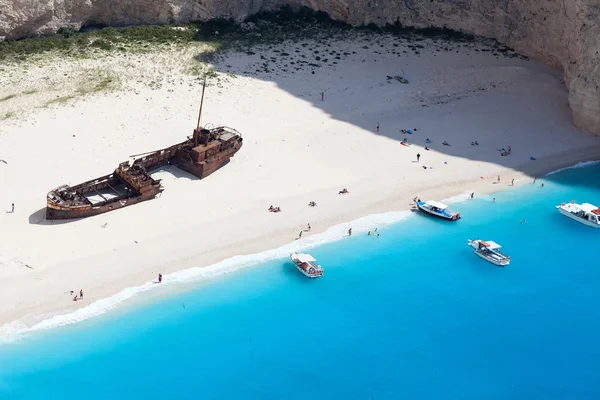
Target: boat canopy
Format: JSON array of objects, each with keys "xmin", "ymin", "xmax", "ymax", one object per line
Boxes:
[
  {"xmin": 480, "ymin": 240, "xmax": 501, "ymax": 249},
  {"xmin": 425, "ymin": 200, "xmax": 448, "ymax": 209},
  {"xmin": 580, "ymin": 203, "xmax": 600, "ymax": 214},
  {"xmin": 293, "ymin": 253, "xmax": 316, "ymax": 263}
]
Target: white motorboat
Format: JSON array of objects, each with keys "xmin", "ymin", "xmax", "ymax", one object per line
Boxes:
[
  {"xmin": 290, "ymin": 252, "xmax": 324, "ymax": 278},
  {"xmin": 416, "ymin": 200, "xmax": 460, "ymax": 221},
  {"xmin": 467, "ymin": 239, "xmax": 511, "ymax": 267},
  {"xmin": 556, "ymin": 201, "xmax": 600, "ymax": 228}
]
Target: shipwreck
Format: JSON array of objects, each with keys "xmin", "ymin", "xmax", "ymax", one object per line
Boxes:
[{"xmin": 46, "ymin": 80, "xmax": 243, "ymax": 220}]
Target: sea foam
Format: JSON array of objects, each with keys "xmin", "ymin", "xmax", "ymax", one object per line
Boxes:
[
  {"xmin": 441, "ymin": 192, "xmax": 473, "ymax": 204},
  {"xmin": 0, "ymin": 210, "xmax": 411, "ymax": 343},
  {"xmin": 545, "ymin": 160, "xmax": 600, "ymax": 176}
]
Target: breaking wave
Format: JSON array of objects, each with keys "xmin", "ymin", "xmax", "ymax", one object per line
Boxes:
[
  {"xmin": 0, "ymin": 210, "xmax": 411, "ymax": 343},
  {"xmin": 441, "ymin": 192, "xmax": 473, "ymax": 204},
  {"xmin": 545, "ymin": 160, "xmax": 600, "ymax": 176}
]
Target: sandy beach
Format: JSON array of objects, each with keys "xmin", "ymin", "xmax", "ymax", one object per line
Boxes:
[{"xmin": 1, "ymin": 29, "xmax": 599, "ymax": 333}]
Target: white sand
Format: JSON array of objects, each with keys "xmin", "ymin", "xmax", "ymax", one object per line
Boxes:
[{"xmin": 1, "ymin": 33, "xmax": 599, "ymax": 331}]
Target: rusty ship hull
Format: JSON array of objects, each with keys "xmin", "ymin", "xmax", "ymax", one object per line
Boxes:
[
  {"xmin": 46, "ymin": 126, "xmax": 243, "ymax": 220},
  {"xmin": 46, "ymin": 169, "xmax": 163, "ymax": 220}
]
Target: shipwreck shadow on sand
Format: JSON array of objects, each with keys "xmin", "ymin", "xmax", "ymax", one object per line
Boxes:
[
  {"xmin": 150, "ymin": 165, "xmax": 199, "ymax": 181},
  {"xmin": 150, "ymin": 161, "xmax": 231, "ymax": 181},
  {"xmin": 28, "ymin": 207, "xmax": 82, "ymax": 225},
  {"xmin": 27, "ymin": 162, "xmax": 233, "ymax": 225}
]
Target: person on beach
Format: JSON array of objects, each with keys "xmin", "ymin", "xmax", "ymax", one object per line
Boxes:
[
  {"xmin": 307, "ymin": 223, "xmax": 311, "ymax": 232},
  {"xmin": 533, "ymin": 177, "xmax": 537, "ymax": 183},
  {"xmin": 511, "ymin": 179, "xmax": 514, "ymax": 186},
  {"xmin": 80, "ymin": 289, "xmax": 83, "ymax": 300},
  {"xmin": 376, "ymin": 123, "xmax": 380, "ymax": 133},
  {"xmin": 470, "ymin": 192, "xmax": 474, "ymax": 199},
  {"xmin": 11, "ymin": 203, "xmax": 14, "ymax": 213},
  {"xmin": 298, "ymin": 231, "xmax": 303, "ymax": 239},
  {"xmin": 348, "ymin": 228, "xmax": 352, "ymax": 236},
  {"xmin": 158, "ymin": 273, "xmax": 162, "ymax": 283},
  {"xmin": 417, "ymin": 153, "xmax": 421, "ymax": 162},
  {"xmin": 497, "ymin": 175, "xmax": 500, "ymax": 183}
]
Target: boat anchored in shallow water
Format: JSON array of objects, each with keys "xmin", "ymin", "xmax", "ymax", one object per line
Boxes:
[
  {"xmin": 556, "ymin": 201, "xmax": 600, "ymax": 228},
  {"xmin": 416, "ymin": 200, "xmax": 460, "ymax": 221},
  {"xmin": 290, "ymin": 252, "xmax": 324, "ymax": 278},
  {"xmin": 467, "ymin": 240, "xmax": 511, "ymax": 267}
]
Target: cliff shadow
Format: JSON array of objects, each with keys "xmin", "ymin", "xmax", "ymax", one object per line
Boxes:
[{"xmin": 194, "ymin": 10, "xmax": 600, "ymax": 190}]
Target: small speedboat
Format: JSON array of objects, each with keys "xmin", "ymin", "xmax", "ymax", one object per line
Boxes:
[
  {"xmin": 467, "ymin": 239, "xmax": 511, "ymax": 266},
  {"xmin": 556, "ymin": 201, "xmax": 600, "ymax": 228},
  {"xmin": 290, "ymin": 252, "xmax": 324, "ymax": 278},
  {"xmin": 416, "ymin": 200, "xmax": 460, "ymax": 221}
]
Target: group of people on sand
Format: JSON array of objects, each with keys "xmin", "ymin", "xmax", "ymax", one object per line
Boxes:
[
  {"xmin": 70, "ymin": 289, "xmax": 84, "ymax": 302},
  {"xmin": 401, "ymin": 128, "xmax": 418, "ymax": 134},
  {"xmin": 273, "ymin": 189, "xmax": 349, "ymax": 218},
  {"xmin": 499, "ymin": 145, "xmax": 512, "ymax": 156}
]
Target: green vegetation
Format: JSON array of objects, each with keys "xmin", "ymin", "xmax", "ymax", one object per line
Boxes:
[
  {"xmin": 1, "ymin": 112, "xmax": 16, "ymax": 120},
  {"xmin": 0, "ymin": 6, "xmax": 522, "ymax": 64},
  {"xmin": 0, "ymin": 89, "xmax": 38, "ymax": 104},
  {"xmin": 0, "ymin": 24, "xmax": 198, "ymax": 61},
  {"xmin": 191, "ymin": 6, "xmax": 520, "ymax": 63},
  {"xmin": 42, "ymin": 72, "xmax": 120, "ymax": 107},
  {"xmin": 46, "ymin": 95, "xmax": 76, "ymax": 105},
  {"xmin": 0, "ymin": 94, "xmax": 17, "ymax": 102}
]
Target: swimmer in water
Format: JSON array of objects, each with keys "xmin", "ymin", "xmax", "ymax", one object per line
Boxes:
[{"xmin": 520, "ymin": 220, "xmax": 526, "ymax": 225}]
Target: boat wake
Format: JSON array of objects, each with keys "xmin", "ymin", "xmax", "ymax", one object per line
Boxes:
[{"xmin": 0, "ymin": 210, "xmax": 411, "ymax": 344}]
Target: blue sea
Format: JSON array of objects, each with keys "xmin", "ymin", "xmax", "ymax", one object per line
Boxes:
[{"xmin": 1, "ymin": 163, "xmax": 600, "ymax": 399}]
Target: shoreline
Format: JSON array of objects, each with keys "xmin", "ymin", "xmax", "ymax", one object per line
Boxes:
[
  {"xmin": 2, "ymin": 151, "xmax": 599, "ymax": 342},
  {"xmin": 2, "ymin": 28, "xmax": 600, "ymax": 342}
]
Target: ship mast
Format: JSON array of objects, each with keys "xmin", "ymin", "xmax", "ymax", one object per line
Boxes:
[{"xmin": 196, "ymin": 76, "xmax": 207, "ymax": 131}]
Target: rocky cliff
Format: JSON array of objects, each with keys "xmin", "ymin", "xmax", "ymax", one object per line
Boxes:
[{"xmin": 1, "ymin": 0, "xmax": 598, "ymax": 133}]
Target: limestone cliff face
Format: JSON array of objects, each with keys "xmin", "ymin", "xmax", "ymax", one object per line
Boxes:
[{"xmin": 1, "ymin": 0, "xmax": 598, "ymax": 133}]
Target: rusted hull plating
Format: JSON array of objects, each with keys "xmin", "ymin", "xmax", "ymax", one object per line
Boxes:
[
  {"xmin": 46, "ymin": 193, "xmax": 156, "ymax": 220},
  {"xmin": 46, "ymin": 127, "xmax": 242, "ymax": 220},
  {"xmin": 46, "ymin": 169, "xmax": 163, "ymax": 220}
]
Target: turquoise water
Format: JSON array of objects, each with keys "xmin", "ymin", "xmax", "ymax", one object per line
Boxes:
[{"xmin": 1, "ymin": 164, "xmax": 600, "ymax": 399}]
